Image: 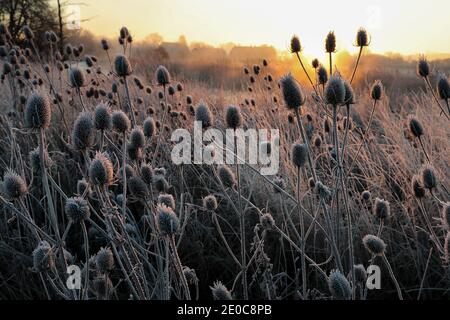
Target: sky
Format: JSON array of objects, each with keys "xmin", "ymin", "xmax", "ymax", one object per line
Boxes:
[{"xmin": 57, "ymin": 0, "xmax": 450, "ymax": 58}]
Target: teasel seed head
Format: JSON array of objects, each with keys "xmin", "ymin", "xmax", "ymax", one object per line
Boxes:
[
  {"xmin": 143, "ymin": 117, "xmax": 156, "ymax": 138},
  {"xmin": 25, "ymin": 92, "xmax": 51, "ymax": 129},
  {"xmin": 77, "ymin": 178, "xmax": 90, "ymax": 196},
  {"xmin": 317, "ymin": 65, "xmax": 328, "ymax": 85},
  {"xmin": 153, "ymin": 175, "xmax": 169, "ymax": 193},
  {"xmin": 352, "ymin": 264, "xmax": 367, "ymax": 284},
  {"xmin": 128, "ymin": 176, "xmax": 149, "ymax": 199},
  {"xmin": 101, "ymin": 39, "xmax": 109, "ymax": 51},
  {"xmin": 32, "ymin": 241, "xmax": 55, "ymax": 272},
  {"xmin": 89, "ymin": 152, "xmax": 114, "ymax": 186},
  {"xmin": 370, "ymin": 80, "xmax": 383, "ymax": 101},
  {"xmin": 157, "ymin": 204, "xmax": 179, "ymax": 236},
  {"xmin": 156, "ymin": 65, "xmax": 171, "ymax": 86},
  {"xmin": 356, "ymin": 28, "xmax": 369, "ymax": 47},
  {"xmin": 343, "ymin": 80, "xmax": 355, "ymax": 105},
  {"xmin": 408, "ymin": 115, "xmax": 424, "ymax": 138},
  {"xmin": 290, "ymin": 35, "xmax": 301, "ymax": 53},
  {"xmin": 218, "ymin": 165, "xmax": 236, "ymax": 189},
  {"xmin": 114, "ymin": 55, "xmax": 132, "ymax": 77},
  {"xmin": 65, "ymin": 197, "xmax": 90, "ymax": 223},
  {"xmin": 361, "ymin": 190, "xmax": 371, "ymax": 202},
  {"xmin": 72, "ymin": 112, "xmax": 94, "ymax": 150},
  {"xmin": 260, "ymin": 213, "xmax": 275, "ymax": 230},
  {"xmin": 225, "ymin": 105, "xmax": 242, "ymax": 129},
  {"xmin": 373, "ymin": 198, "xmax": 390, "ymax": 221},
  {"xmin": 325, "ymin": 31, "xmax": 336, "ymax": 53},
  {"xmin": 130, "ymin": 127, "xmax": 145, "ymax": 148},
  {"xmin": 112, "ymin": 111, "xmax": 131, "ymax": 133},
  {"xmin": 203, "ymin": 195, "xmax": 218, "ymax": 211},
  {"xmin": 22, "ymin": 25, "xmax": 34, "ymax": 40},
  {"xmin": 421, "ymin": 164, "xmax": 437, "ymax": 191},
  {"xmin": 29, "ymin": 147, "xmax": 50, "ymax": 172},
  {"xmin": 158, "ymin": 193, "xmax": 175, "ymax": 209},
  {"xmin": 2, "ymin": 171, "xmax": 28, "ymax": 200},
  {"xmin": 328, "ymin": 269, "xmax": 351, "ymax": 300},
  {"xmin": 417, "ymin": 56, "xmax": 430, "ymax": 78},
  {"xmin": 291, "ymin": 142, "xmax": 308, "ymax": 168},
  {"xmin": 315, "ymin": 181, "xmax": 332, "ymax": 203},
  {"xmin": 210, "ymin": 281, "xmax": 232, "ymax": 300},
  {"xmin": 411, "ymin": 175, "xmax": 426, "ymax": 199},
  {"xmin": 69, "ymin": 67, "xmax": 86, "ymax": 89},
  {"xmin": 363, "ymin": 234, "xmax": 386, "ymax": 256},
  {"xmin": 436, "ymin": 73, "xmax": 449, "ymax": 100},
  {"xmin": 312, "ymin": 58, "xmax": 319, "ymax": 69},
  {"xmin": 195, "ymin": 103, "xmax": 213, "ymax": 128},
  {"xmin": 94, "ymin": 103, "xmax": 112, "ymax": 131},
  {"xmin": 119, "ymin": 26, "xmax": 129, "ymax": 39},
  {"xmin": 324, "ymin": 75, "xmax": 346, "ymax": 106},
  {"xmin": 140, "ymin": 164, "xmax": 154, "ymax": 185},
  {"xmin": 96, "ymin": 247, "xmax": 114, "ymax": 273},
  {"xmin": 280, "ymin": 73, "xmax": 306, "ymax": 110}
]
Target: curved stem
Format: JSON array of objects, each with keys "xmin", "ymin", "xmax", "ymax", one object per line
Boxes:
[
  {"xmin": 382, "ymin": 253, "xmax": 403, "ymax": 300},
  {"xmin": 295, "ymin": 52, "xmax": 319, "ymax": 96},
  {"xmin": 350, "ymin": 47, "xmax": 363, "ymax": 84}
]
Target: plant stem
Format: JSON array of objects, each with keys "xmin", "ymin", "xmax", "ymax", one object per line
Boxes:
[
  {"xmin": 350, "ymin": 47, "xmax": 363, "ymax": 84},
  {"xmin": 382, "ymin": 253, "xmax": 403, "ymax": 300}
]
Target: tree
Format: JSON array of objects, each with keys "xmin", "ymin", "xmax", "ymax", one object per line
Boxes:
[{"xmin": 0, "ymin": 0, "xmax": 58, "ymax": 41}]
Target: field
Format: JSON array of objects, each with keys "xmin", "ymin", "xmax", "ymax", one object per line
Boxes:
[{"xmin": 0, "ymin": 24, "xmax": 449, "ymax": 300}]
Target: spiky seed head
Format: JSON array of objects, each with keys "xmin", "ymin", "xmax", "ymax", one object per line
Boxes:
[
  {"xmin": 312, "ymin": 58, "xmax": 319, "ymax": 69},
  {"xmin": 22, "ymin": 25, "xmax": 34, "ymax": 40},
  {"xmin": 77, "ymin": 179, "xmax": 90, "ymax": 196},
  {"xmin": 325, "ymin": 31, "xmax": 336, "ymax": 53},
  {"xmin": 158, "ymin": 193, "xmax": 175, "ymax": 209},
  {"xmin": 119, "ymin": 26, "xmax": 129, "ymax": 39},
  {"xmin": 417, "ymin": 57, "xmax": 430, "ymax": 78},
  {"xmin": 2, "ymin": 61, "xmax": 11, "ymax": 75},
  {"xmin": 363, "ymin": 235, "xmax": 386, "ymax": 256},
  {"xmin": 343, "ymin": 80, "xmax": 355, "ymax": 105},
  {"xmin": 153, "ymin": 175, "xmax": 169, "ymax": 193},
  {"xmin": 356, "ymin": 28, "xmax": 369, "ymax": 47},
  {"xmin": 370, "ymin": 80, "xmax": 383, "ymax": 101},
  {"xmin": 112, "ymin": 111, "xmax": 130, "ymax": 133},
  {"xmin": 203, "ymin": 195, "xmax": 218, "ymax": 211},
  {"xmin": 324, "ymin": 75, "xmax": 346, "ymax": 106},
  {"xmin": 25, "ymin": 92, "xmax": 51, "ymax": 129},
  {"xmin": 352, "ymin": 264, "xmax": 367, "ymax": 284},
  {"xmin": 89, "ymin": 152, "xmax": 113, "ymax": 186},
  {"xmin": 94, "ymin": 103, "xmax": 112, "ymax": 131},
  {"xmin": 218, "ymin": 165, "xmax": 236, "ymax": 188},
  {"xmin": 260, "ymin": 213, "xmax": 275, "ymax": 230},
  {"xmin": 421, "ymin": 164, "xmax": 437, "ymax": 190},
  {"xmin": 210, "ymin": 281, "xmax": 232, "ymax": 300},
  {"xmin": 442, "ymin": 203, "xmax": 450, "ymax": 230},
  {"xmin": 140, "ymin": 164, "xmax": 154, "ymax": 185},
  {"xmin": 154, "ymin": 167, "xmax": 167, "ymax": 177},
  {"xmin": 317, "ymin": 66, "xmax": 328, "ymax": 85},
  {"xmin": 128, "ymin": 176, "xmax": 148, "ymax": 198},
  {"xmin": 408, "ymin": 116, "xmax": 424, "ymax": 138},
  {"xmin": 361, "ymin": 190, "xmax": 371, "ymax": 201},
  {"xmin": 2, "ymin": 171, "xmax": 28, "ymax": 199},
  {"xmin": 156, "ymin": 65, "xmax": 171, "ymax": 86},
  {"xmin": 96, "ymin": 247, "xmax": 114, "ymax": 273},
  {"xmin": 273, "ymin": 177, "xmax": 286, "ymax": 193},
  {"xmin": 291, "ymin": 143, "xmax": 308, "ymax": 167},
  {"xmin": 436, "ymin": 73, "xmax": 449, "ymax": 100},
  {"xmin": 315, "ymin": 181, "xmax": 332, "ymax": 203},
  {"xmin": 65, "ymin": 197, "xmax": 90, "ymax": 223},
  {"xmin": 280, "ymin": 73, "xmax": 306, "ymax": 110},
  {"xmin": 143, "ymin": 117, "xmax": 155, "ymax": 138},
  {"xmin": 195, "ymin": 103, "xmax": 213, "ymax": 128},
  {"xmin": 93, "ymin": 275, "xmax": 113, "ymax": 300},
  {"xmin": 225, "ymin": 105, "xmax": 242, "ymax": 129},
  {"xmin": 101, "ymin": 39, "xmax": 109, "ymax": 51},
  {"xmin": 72, "ymin": 112, "xmax": 94, "ymax": 150},
  {"xmin": 114, "ymin": 55, "xmax": 132, "ymax": 77},
  {"xmin": 290, "ymin": 35, "xmax": 301, "ymax": 53},
  {"xmin": 157, "ymin": 204, "xmax": 179, "ymax": 236},
  {"xmin": 29, "ymin": 147, "xmax": 50, "ymax": 172},
  {"xmin": 373, "ymin": 197, "xmax": 390, "ymax": 221},
  {"xmin": 328, "ymin": 269, "xmax": 351, "ymax": 300},
  {"xmin": 411, "ymin": 175, "xmax": 426, "ymax": 198},
  {"xmin": 69, "ymin": 68, "xmax": 86, "ymax": 88},
  {"xmin": 32, "ymin": 241, "xmax": 54, "ymax": 272},
  {"xmin": 130, "ymin": 127, "xmax": 145, "ymax": 148}
]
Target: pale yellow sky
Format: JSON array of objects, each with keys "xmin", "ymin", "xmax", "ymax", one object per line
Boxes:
[{"xmin": 56, "ymin": 0, "xmax": 450, "ymax": 57}]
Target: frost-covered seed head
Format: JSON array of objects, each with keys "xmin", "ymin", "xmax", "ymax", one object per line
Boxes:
[
  {"xmin": 96, "ymin": 247, "xmax": 114, "ymax": 273},
  {"xmin": 280, "ymin": 73, "xmax": 306, "ymax": 109},
  {"xmin": 324, "ymin": 75, "xmax": 346, "ymax": 106},
  {"xmin": 94, "ymin": 103, "xmax": 112, "ymax": 131},
  {"xmin": 2, "ymin": 171, "xmax": 28, "ymax": 199},
  {"xmin": 363, "ymin": 234, "xmax": 386, "ymax": 256},
  {"xmin": 210, "ymin": 281, "xmax": 232, "ymax": 300},
  {"xmin": 156, "ymin": 65, "xmax": 171, "ymax": 86},
  {"xmin": 72, "ymin": 112, "xmax": 94, "ymax": 150},
  {"xmin": 65, "ymin": 197, "xmax": 90, "ymax": 223},
  {"xmin": 328, "ymin": 269, "xmax": 351, "ymax": 300},
  {"xmin": 112, "ymin": 111, "xmax": 130, "ymax": 133},
  {"xmin": 89, "ymin": 152, "xmax": 114, "ymax": 186},
  {"xmin": 157, "ymin": 204, "xmax": 179, "ymax": 236},
  {"xmin": 25, "ymin": 92, "xmax": 51, "ymax": 129}
]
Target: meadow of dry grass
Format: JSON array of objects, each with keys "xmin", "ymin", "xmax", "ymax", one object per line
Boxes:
[{"xmin": 0, "ymin": 24, "xmax": 449, "ymax": 301}]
